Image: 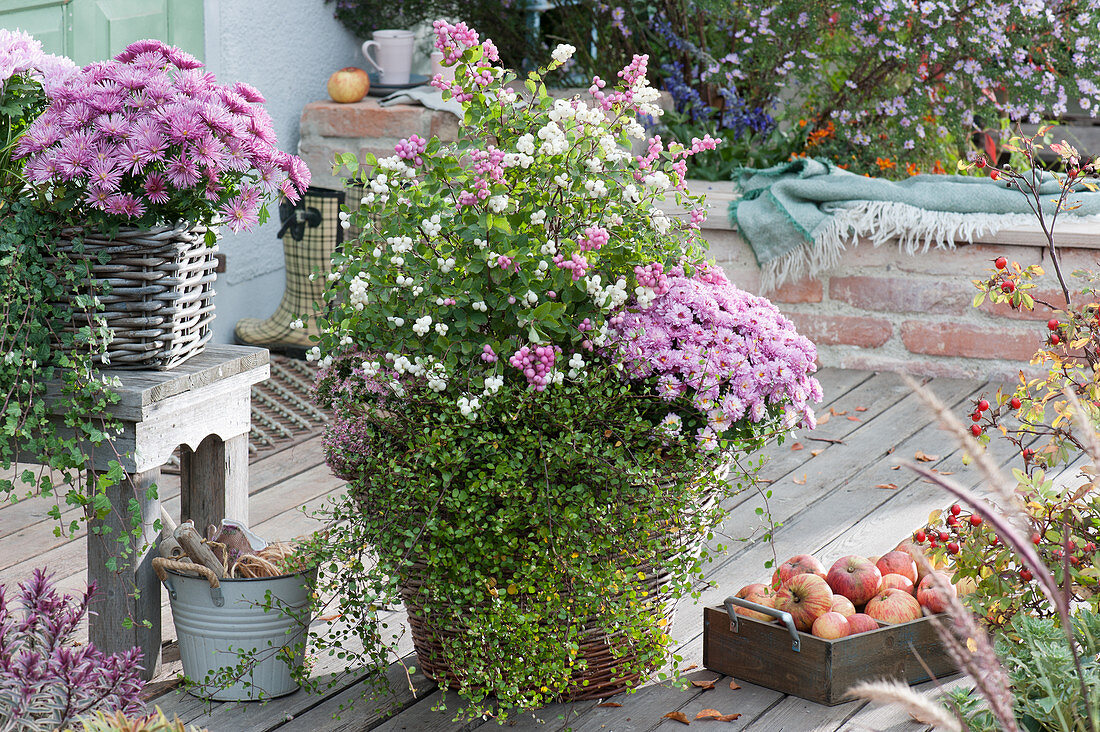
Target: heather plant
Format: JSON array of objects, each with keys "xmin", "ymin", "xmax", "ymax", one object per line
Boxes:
[
  {"xmin": 65, "ymin": 708, "xmax": 208, "ymax": 732},
  {"xmin": 0, "ymin": 569, "xmax": 146, "ymax": 732},
  {"xmin": 302, "ymin": 22, "xmax": 820, "ymax": 720},
  {"xmin": 15, "ymin": 39, "xmax": 310, "ymax": 235}
]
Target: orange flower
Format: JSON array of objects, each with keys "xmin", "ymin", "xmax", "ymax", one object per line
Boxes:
[
  {"xmin": 932, "ymin": 159, "xmax": 946, "ymax": 174},
  {"xmin": 799, "ymin": 119, "xmax": 807, "ymax": 128},
  {"xmin": 906, "ymin": 162, "xmax": 921, "ymax": 176},
  {"xmin": 875, "ymin": 157, "xmax": 896, "ymax": 171}
]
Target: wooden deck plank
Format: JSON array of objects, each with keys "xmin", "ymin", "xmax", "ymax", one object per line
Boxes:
[
  {"xmin": 836, "ymin": 676, "xmax": 969, "ymax": 732},
  {"xmin": 5, "ymin": 369, "xmax": 1037, "ymax": 731}
]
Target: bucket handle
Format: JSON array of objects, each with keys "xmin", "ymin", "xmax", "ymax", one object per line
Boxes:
[{"xmin": 153, "ymin": 557, "xmax": 224, "ymax": 607}]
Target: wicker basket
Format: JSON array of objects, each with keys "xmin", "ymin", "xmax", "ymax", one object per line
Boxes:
[
  {"xmin": 398, "ymin": 462, "xmax": 728, "ymax": 701},
  {"xmin": 52, "ymin": 223, "xmax": 217, "ymax": 370}
]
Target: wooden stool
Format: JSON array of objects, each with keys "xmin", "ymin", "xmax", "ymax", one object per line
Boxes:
[{"xmin": 72, "ymin": 345, "xmax": 269, "ymax": 679}]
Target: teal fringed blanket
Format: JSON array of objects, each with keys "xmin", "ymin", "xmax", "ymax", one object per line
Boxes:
[{"xmin": 730, "ymin": 158, "xmax": 1100, "ymax": 290}]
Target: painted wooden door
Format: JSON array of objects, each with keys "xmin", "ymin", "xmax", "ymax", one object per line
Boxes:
[{"xmin": 0, "ymin": 0, "xmax": 204, "ymax": 64}]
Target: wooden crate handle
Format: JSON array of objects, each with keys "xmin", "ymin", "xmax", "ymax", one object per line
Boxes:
[{"xmin": 723, "ymin": 596, "xmax": 801, "ymax": 652}]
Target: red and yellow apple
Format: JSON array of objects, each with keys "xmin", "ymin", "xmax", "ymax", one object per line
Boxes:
[
  {"xmin": 811, "ymin": 611, "xmax": 851, "ymax": 639},
  {"xmin": 826, "ymin": 555, "xmax": 883, "ymax": 606},
  {"xmin": 847, "ymin": 613, "xmax": 880, "ymax": 634},
  {"xmin": 876, "ymin": 550, "xmax": 918, "ymax": 584},
  {"xmin": 895, "ymin": 540, "xmax": 948, "ymax": 583},
  {"xmin": 771, "ymin": 554, "xmax": 827, "ymax": 589},
  {"xmin": 830, "ymin": 596, "xmax": 856, "ymax": 617},
  {"xmin": 916, "ymin": 572, "xmax": 957, "ymax": 613},
  {"xmin": 734, "ymin": 583, "xmax": 777, "ymax": 622},
  {"xmin": 774, "ymin": 573, "xmax": 833, "ymax": 632},
  {"xmin": 864, "ymin": 588, "xmax": 922, "ymax": 624},
  {"xmin": 327, "ymin": 67, "xmax": 370, "ymax": 103},
  {"xmin": 881, "ymin": 572, "xmax": 915, "ymax": 595}
]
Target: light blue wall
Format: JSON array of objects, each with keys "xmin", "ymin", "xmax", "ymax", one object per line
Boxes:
[{"xmin": 202, "ymin": 0, "xmax": 362, "ymax": 343}]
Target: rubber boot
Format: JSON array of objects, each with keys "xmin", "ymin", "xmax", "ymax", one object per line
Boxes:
[{"xmin": 234, "ymin": 188, "xmax": 344, "ymax": 356}]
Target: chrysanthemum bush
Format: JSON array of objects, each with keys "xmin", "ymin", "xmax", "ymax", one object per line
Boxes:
[
  {"xmin": 15, "ymin": 39, "xmax": 309, "ymax": 234},
  {"xmin": 303, "ymin": 22, "xmax": 819, "ymax": 720}
]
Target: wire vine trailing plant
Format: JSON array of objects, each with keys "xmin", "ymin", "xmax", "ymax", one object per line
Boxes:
[
  {"xmin": 283, "ymin": 21, "xmax": 822, "ymax": 722},
  {"xmin": 0, "ymin": 569, "xmax": 146, "ymax": 732}
]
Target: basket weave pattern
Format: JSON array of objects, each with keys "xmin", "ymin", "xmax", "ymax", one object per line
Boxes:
[
  {"xmin": 398, "ymin": 466, "xmax": 726, "ymax": 701},
  {"xmin": 53, "ymin": 223, "xmax": 217, "ymax": 370}
]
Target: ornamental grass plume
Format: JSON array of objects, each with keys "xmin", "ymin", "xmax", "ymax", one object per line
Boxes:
[
  {"xmin": 0, "ymin": 569, "xmax": 146, "ymax": 732},
  {"xmin": 15, "ymin": 39, "xmax": 310, "ymax": 233}
]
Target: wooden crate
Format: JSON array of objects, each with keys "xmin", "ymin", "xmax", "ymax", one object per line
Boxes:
[{"xmin": 702, "ymin": 604, "xmax": 956, "ymax": 706}]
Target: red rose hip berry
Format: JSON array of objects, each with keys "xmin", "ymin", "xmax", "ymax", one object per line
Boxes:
[
  {"xmin": 977, "ymin": 399, "xmax": 989, "ymax": 412},
  {"xmin": 950, "ymin": 504, "xmax": 962, "ymax": 516},
  {"xmin": 1048, "ymin": 319, "xmax": 1060, "ymax": 331},
  {"xmin": 995, "ymin": 256, "xmax": 1007, "ymax": 269},
  {"xmin": 969, "ymin": 515, "xmax": 982, "ymax": 527},
  {"xmin": 1010, "ymin": 397, "xmax": 1022, "ymax": 409},
  {"xmin": 971, "ymin": 424, "xmax": 983, "ymax": 436},
  {"xmin": 1001, "ymin": 281, "xmax": 1015, "ymax": 293},
  {"xmin": 1050, "ymin": 334, "xmax": 1061, "ymax": 345},
  {"xmin": 915, "ymin": 530, "xmax": 927, "ymax": 543},
  {"xmin": 1020, "ymin": 569, "xmax": 1033, "ymax": 581},
  {"xmin": 947, "ymin": 542, "xmax": 960, "ymax": 555}
]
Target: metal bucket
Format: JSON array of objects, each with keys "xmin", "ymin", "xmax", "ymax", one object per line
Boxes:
[{"xmin": 154, "ymin": 558, "xmax": 316, "ymax": 701}]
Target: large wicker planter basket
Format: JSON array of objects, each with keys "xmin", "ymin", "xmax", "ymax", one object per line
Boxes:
[
  {"xmin": 398, "ymin": 461, "xmax": 729, "ymax": 701},
  {"xmin": 52, "ymin": 223, "xmax": 217, "ymax": 370}
]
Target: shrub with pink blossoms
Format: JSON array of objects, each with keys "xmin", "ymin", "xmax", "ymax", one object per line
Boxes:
[
  {"xmin": 16, "ymin": 39, "xmax": 310, "ymax": 234},
  {"xmin": 611, "ymin": 262, "xmax": 820, "ymax": 450}
]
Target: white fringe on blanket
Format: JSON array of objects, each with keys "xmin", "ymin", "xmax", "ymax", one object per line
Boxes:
[{"xmin": 759, "ymin": 200, "xmax": 1041, "ymax": 292}]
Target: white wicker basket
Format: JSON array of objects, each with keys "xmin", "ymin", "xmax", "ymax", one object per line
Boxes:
[{"xmin": 53, "ymin": 222, "xmax": 217, "ymax": 370}]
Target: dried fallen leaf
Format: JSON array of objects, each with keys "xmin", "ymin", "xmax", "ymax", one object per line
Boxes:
[
  {"xmin": 829, "ymin": 407, "xmax": 848, "ymax": 416},
  {"xmin": 816, "ymin": 412, "xmax": 831, "ymax": 425},
  {"xmin": 855, "ymin": 406, "xmax": 868, "ymax": 412},
  {"xmin": 691, "ymin": 679, "xmax": 717, "ymax": 690},
  {"xmin": 597, "ymin": 702, "xmax": 623, "ymax": 708},
  {"xmin": 810, "ymin": 449, "xmax": 824, "ymax": 457},
  {"xmin": 317, "ymin": 612, "xmax": 343, "ymax": 622},
  {"xmin": 718, "ymin": 714, "xmax": 742, "ymax": 722},
  {"xmin": 683, "ymin": 664, "xmax": 698, "ymax": 671},
  {"xmin": 890, "ymin": 465, "xmax": 901, "ymax": 470},
  {"xmin": 846, "ymin": 415, "xmax": 861, "ymax": 422},
  {"xmin": 875, "ymin": 483, "xmax": 900, "ymax": 490},
  {"xmin": 790, "ymin": 442, "xmax": 804, "ymax": 451},
  {"xmin": 729, "ymin": 680, "xmax": 741, "ymax": 690},
  {"xmin": 914, "ymin": 450, "xmax": 939, "ymax": 462},
  {"xmin": 663, "ymin": 711, "xmax": 691, "ymax": 725},
  {"xmin": 792, "ymin": 474, "xmax": 807, "ymax": 485},
  {"xmin": 696, "ymin": 709, "xmax": 723, "ymax": 720},
  {"xmin": 936, "ymin": 470, "xmax": 954, "ymax": 475}
]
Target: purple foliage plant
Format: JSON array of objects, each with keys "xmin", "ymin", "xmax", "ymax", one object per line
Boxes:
[{"xmin": 0, "ymin": 569, "xmax": 145, "ymax": 732}]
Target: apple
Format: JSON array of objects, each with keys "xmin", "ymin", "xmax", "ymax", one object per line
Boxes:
[
  {"xmin": 830, "ymin": 596, "xmax": 856, "ymax": 617},
  {"xmin": 864, "ymin": 588, "xmax": 922, "ymax": 624},
  {"xmin": 916, "ymin": 572, "xmax": 957, "ymax": 613},
  {"xmin": 876, "ymin": 550, "xmax": 918, "ymax": 584},
  {"xmin": 734, "ymin": 583, "xmax": 776, "ymax": 622},
  {"xmin": 774, "ymin": 574, "xmax": 833, "ymax": 632},
  {"xmin": 327, "ymin": 67, "xmax": 370, "ymax": 103},
  {"xmin": 771, "ymin": 554, "xmax": 827, "ymax": 588},
  {"xmin": 955, "ymin": 575, "xmax": 978, "ymax": 597},
  {"xmin": 826, "ymin": 555, "xmax": 883, "ymax": 606},
  {"xmin": 895, "ymin": 540, "xmax": 948, "ymax": 583},
  {"xmin": 846, "ymin": 613, "xmax": 880, "ymax": 634},
  {"xmin": 811, "ymin": 611, "xmax": 851, "ymax": 640},
  {"xmin": 881, "ymin": 573, "xmax": 915, "ymax": 595}
]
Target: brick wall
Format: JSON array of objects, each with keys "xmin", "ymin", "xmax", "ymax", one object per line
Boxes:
[{"xmin": 298, "ymin": 99, "xmax": 1100, "ymax": 378}]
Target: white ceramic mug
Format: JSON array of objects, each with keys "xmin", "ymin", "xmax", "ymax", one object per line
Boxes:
[{"xmin": 362, "ymin": 29, "xmax": 415, "ymax": 86}]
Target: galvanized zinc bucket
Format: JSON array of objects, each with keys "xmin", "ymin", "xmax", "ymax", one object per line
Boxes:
[{"xmin": 153, "ymin": 557, "xmax": 316, "ymax": 701}]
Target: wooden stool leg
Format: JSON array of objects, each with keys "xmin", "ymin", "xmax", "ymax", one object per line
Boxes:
[
  {"xmin": 87, "ymin": 468, "xmax": 162, "ymax": 681},
  {"xmin": 180, "ymin": 433, "xmax": 249, "ymax": 535}
]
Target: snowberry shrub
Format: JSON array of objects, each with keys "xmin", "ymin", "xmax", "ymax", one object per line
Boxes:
[{"xmin": 306, "ymin": 21, "xmax": 820, "ymax": 721}]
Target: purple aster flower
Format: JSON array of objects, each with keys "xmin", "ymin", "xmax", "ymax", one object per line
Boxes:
[
  {"xmin": 164, "ymin": 154, "xmax": 201, "ymax": 188},
  {"xmin": 219, "ymin": 195, "xmax": 259, "ymax": 233},
  {"xmin": 143, "ymin": 172, "xmax": 170, "ymax": 204}
]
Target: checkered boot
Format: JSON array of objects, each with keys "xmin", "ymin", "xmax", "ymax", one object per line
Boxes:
[{"xmin": 234, "ymin": 188, "xmax": 344, "ymax": 355}]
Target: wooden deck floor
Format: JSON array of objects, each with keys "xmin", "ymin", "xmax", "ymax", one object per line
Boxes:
[{"xmin": 3, "ymin": 368, "xmax": 1060, "ymax": 731}]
